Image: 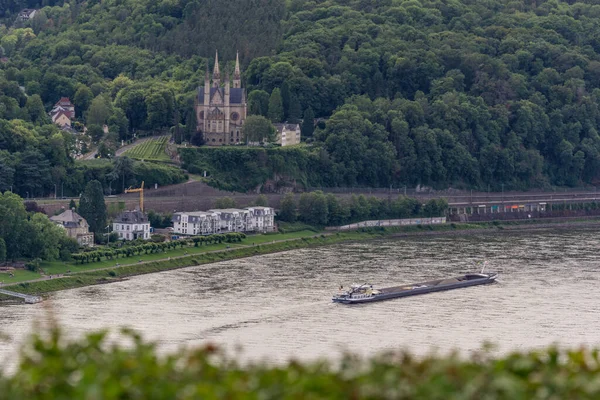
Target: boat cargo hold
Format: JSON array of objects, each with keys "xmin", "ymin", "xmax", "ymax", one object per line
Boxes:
[{"xmin": 332, "ymin": 272, "xmax": 498, "ymax": 304}]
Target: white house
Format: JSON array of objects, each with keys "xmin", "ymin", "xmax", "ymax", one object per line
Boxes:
[
  {"xmin": 113, "ymin": 211, "xmax": 151, "ymax": 240},
  {"xmin": 244, "ymin": 206, "xmax": 275, "ymax": 232},
  {"xmin": 172, "ymin": 211, "xmax": 220, "ymax": 236},
  {"xmin": 274, "ymin": 123, "xmax": 301, "ymax": 146}
]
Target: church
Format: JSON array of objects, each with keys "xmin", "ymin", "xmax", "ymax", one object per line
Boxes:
[{"xmin": 195, "ymin": 51, "xmax": 247, "ymax": 145}]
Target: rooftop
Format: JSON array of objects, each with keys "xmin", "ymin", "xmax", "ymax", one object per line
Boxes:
[{"xmin": 115, "ymin": 210, "xmax": 148, "ymax": 223}]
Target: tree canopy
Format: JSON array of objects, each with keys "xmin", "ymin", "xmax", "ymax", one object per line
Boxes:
[{"xmin": 5, "ymin": 0, "xmax": 600, "ymax": 189}]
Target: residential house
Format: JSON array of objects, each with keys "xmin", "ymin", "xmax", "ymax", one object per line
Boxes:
[
  {"xmin": 172, "ymin": 211, "xmax": 220, "ymax": 236},
  {"xmin": 274, "ymin": 123, "xmax": 301, "ymax": 146},
  {"xmin": 52, "ymin": 97, "xmax": 75, "ymax": 119},
  {"xmin": 17, "ymin": 9, "xmax": 37, "ymax": 21},
  {"xmin": 113, "ymin": 211, "xmax": 151, "ymax": 240},
  {"xmin": 244, "ymin": 206, "xmax": 276, "ymax": 232},
  {"xmin": 50, "ymin": 209, "xmax": 94, "ymax": 246},
  {"xmin": 52, "ymin": 110, "xmax": 72, "ymax": 128},
  {"xmin": 49, "ymin": 97, "xmax": 75, "ymax": 128}
]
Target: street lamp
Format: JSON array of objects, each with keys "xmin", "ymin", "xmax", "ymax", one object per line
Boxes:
[
  {"xmin": 54, "ymin": 184, "xmax": 57, "ymax": 199},
  {"xmin": 106, "ymin": 225, "xmax": 111, "ymax": 245}
]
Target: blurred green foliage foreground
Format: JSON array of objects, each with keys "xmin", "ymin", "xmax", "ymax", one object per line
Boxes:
[{"xmin": 2, "ymin": 325, "xmax": 600, "ymax": 399}]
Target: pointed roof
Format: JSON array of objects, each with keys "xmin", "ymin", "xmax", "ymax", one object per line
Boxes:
[
  {"xmin": 213, "ymin": 50, "xmax": 220, "ymax": 80},
  {"xmin": 234, "ymin": 51, "xmax": 241, "ymax": 80}
]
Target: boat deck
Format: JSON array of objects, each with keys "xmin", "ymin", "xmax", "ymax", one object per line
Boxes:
[{"xmin": 379, "ymin": 276, "xmax": 469, "ymax": 294}]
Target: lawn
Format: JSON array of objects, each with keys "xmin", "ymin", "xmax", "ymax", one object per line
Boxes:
[
  {"xmin": 39, "ymin": 230, "xmax": 321, "ymax": 276},
  {"xmin": 0, "ymin": 269, "xmax": 43, "ymax": 285},
  {"xmin": 124, "ymin": 136, "xmax": 171, "ymax": 162}
]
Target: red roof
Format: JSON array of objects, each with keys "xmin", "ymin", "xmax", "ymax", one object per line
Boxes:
[{"xmin": 55, "ymin": 97, "xmax": 74, "ymax": 107}]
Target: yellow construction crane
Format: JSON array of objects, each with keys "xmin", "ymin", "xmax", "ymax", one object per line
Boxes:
[{"xmin": 125, "ymin": 181, "xmax": 144, "ymax": 212}]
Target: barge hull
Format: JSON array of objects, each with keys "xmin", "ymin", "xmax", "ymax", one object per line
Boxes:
[{"xmin": 334, "ymin": 274, "xmax": 497, "ymax": 304}]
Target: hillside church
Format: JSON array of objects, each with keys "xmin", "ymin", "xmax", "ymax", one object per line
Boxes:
[{"xmin": 195, "ymin": 51, "xmax": 247, "ymax": 145}]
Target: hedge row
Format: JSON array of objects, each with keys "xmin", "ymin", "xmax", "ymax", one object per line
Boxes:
[{"xmin": 73, "ymin": 233, "xmax": 246, "ymax": 264}]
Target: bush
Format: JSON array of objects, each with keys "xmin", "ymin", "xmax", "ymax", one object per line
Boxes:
[
  {"xmin": 25, "ymin": 258, "xmax": 42, "ymax": 272},
  {"xmin": 5, "ymin": 327, "xmax": 600, "ymax": 399}
]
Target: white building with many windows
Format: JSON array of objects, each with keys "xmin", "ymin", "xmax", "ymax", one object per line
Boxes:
[
  {"xmin": 172, "ymin": 211, "xmax": 220, "ymax": 236},
  {"xmin": 244, "ymin": 206, "xmax": 275, "ymax": 232},
  {"xmin": 171, "ymin": 207, "xmax": 275, "ymax": 235},
  {"xmin": 208, "ymin": 208, "xmax": 249, "ymax": 232},
  {"xmin": 113, "ymin": 211, "xmax": 151, "ymax": 240}
]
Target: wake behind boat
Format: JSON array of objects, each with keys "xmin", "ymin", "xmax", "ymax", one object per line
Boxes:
[{"xmin": 332, "ymin": 270, "xmax": 498, "ymax": 304}]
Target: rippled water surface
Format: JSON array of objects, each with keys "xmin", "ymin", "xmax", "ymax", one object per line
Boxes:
[{"xmin": 2, "ymin": 228, "xmax": 600, "ymax": 368}]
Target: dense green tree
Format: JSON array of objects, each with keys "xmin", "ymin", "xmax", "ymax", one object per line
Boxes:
[
  {"xmin": 78, "ymin": 180, "xmax": 107, "ymax": 236},
  {"xmin": 88, "ymin": 124, "xmax": 104, "ymax": 143},
  {"xmin": 267, "ymin": 88, "xmax": 284, "ymax": 123},
  {"xmin": 25, "ymin": 95, "xmax": 47, "ymax": 124},
  {"xmin": 0, "ymin": 237, "xmax": 5, "ymax": 262},
  {"xmin": 287, "ymin": 95, "xmax": 302, "ymax": 124},
  {"xmin": 278, "ymin": 192, "xmax": 296, "ymax": 222},
  {"xmin": 248, "ymin": 90, "xmax": 269, "ymax": 117},
  {"xmin": 86, "ymin": 96, "xmax": 111, "ymax": 126},
  {"xmin": 242, "ymin": 115, "xmax": 276, "ymax": 143},
  {"xmin": 301, "ymin": 107, "xmax": 315, "ymax": 138},
  {"xmin": 73, "ymin": 85, "xmax": 94, "ymax": 118}
]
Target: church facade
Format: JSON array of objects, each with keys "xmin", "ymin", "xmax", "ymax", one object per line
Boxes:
[{"xmin": 195, "ymin": 51, "xmax": 247, "ymax": 145}]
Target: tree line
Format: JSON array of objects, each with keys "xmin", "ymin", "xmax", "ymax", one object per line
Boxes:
[{"xmin": 278, "ymin": 191, "xmax": 448, "ymax": 227}]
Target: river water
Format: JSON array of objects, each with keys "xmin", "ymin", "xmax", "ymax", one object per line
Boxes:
[{"xmin": 1, "ymin": 227, "xmax": 600, "ymax": 369}]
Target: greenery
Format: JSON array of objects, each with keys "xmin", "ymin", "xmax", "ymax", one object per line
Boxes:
[
  {"xmin": 147, "ymin": 210, "xmax": 172, "ymax": 229},
  {"xmin": 242, "ymin": 115, "xmax": 276, "ymax": 144},
  {"xmin": 78, "ymin": 180, "xmax": 106, "ymax": 236},
  {"xmin": 5, "ymin": 0, "xmax": 600, "ymax": 197},
  {"xmin": 72, "ymin": 233, "xmax": 246, "ymax": 264},
  {"xmin": 124, "ymin": 136, "xmax": 171, "ymax": 162},
  {"xmin": 278, "ymin": 191, "xmax": 448, "ymax": 226},
  {"xmin": 0, "ymin": 191, "xmax": 77, "ymax": 261},
  {"xmin": 3, "ymin": 324, "xmax": 600, "ymax": 399}
]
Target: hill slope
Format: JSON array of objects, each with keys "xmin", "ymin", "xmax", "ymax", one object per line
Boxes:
[{"xmin": 3, "ymin": 0, "xmax": 600, "ymax": 193}]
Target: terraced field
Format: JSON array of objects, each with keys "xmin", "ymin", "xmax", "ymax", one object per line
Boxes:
[{"xmin": 124, "ymin": 136, "xmax": 170, "ymax": 162}]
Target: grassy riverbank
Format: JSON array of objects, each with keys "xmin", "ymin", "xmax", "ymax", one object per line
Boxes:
[{"xmin": 2, "ymin": 218, "xmax": 600, "ymax": 299}]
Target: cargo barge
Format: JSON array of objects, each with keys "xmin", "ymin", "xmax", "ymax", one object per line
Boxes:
[{"xmin": 332, "ymin": 271, "xmax": 498, "ymax": 304}]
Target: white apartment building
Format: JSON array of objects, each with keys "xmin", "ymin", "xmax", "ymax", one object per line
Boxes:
[
  {"xmin": 208, "ymin": 208, "xmax": 249, "ymax": 233},
  {"xmin": 113, "ymin": 211, "xmax": 151, "ymax": 240},
  {"xmin": 172, "ymin": 211, "xmax": 220, "ymax": 236},
  {"xmin": 244, "ymin": 206, "xmax": 275, "ymax": 233},
  {"xmin": 172, "ymin": 207, "xmax": 275, "ymax": 235}
]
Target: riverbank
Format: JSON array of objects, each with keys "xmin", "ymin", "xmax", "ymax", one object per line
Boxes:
[{"xmin": 3, "ymin": 217, "xmax": 600, "ymax": 301}]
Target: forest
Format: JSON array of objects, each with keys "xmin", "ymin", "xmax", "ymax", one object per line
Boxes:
[{"xmin": 2, "ymin": 0, "xmax": 600, "ymax": 193}]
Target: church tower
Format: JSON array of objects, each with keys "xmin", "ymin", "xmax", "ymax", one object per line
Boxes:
[
  {"xmin": 233, "ymin": 51, "xmax": 241, "ymax": 89},
  {"xmin": 212, "ymin": 50, "xmax": 220, "ymax": 88},
  {"xmin": 195, "ymin": 50, "xmax": 247, "ymax": 146}
]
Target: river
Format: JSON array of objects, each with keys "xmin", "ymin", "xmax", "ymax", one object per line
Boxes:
[{"xmin": 1, "ymin": 227, "xmax": 600, "ymax": 370}]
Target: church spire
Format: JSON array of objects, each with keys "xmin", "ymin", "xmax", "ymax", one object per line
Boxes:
[
  {"xmin": 212, "ymin": 50, "xmax": 220, "ymax": 87},
  {"xmin": 233, "ymin": 50, "xmax": 241, "ymax": 88}
]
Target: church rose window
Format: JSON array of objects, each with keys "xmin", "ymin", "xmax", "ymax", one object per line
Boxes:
[{"xmin": 231, "ymin": 112, "xmax": 239, "ymax": 121}]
